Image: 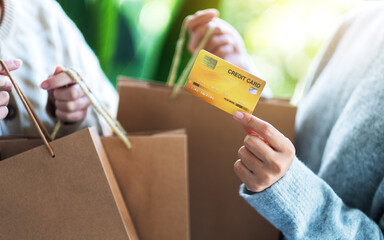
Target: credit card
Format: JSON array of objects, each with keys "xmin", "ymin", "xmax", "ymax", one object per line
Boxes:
[{"xmin": 184, "ymin": 50, "xmax": 266, "ymax": 115}]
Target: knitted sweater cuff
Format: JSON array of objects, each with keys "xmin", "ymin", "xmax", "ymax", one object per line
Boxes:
[{"xmin": 239, "ymin": 157, "xmax": 326, "ymax": 237}]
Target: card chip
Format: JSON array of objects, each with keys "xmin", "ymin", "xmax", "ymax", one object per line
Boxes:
[{"xmin": 202, "ymin": 55, "xmax": 217, "ymax": 70}]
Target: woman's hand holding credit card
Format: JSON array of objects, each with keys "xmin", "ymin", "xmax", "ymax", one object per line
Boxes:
[{"xmin": 184, "ymin": 50, "xmax": 295, "ymax": 192}]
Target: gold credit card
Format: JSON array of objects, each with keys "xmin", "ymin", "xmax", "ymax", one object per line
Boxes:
[{"xmin": 184, "ymin": 50, "xmax": 266, "ymax": 115}]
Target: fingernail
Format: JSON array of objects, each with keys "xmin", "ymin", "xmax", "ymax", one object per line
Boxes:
[
  {"xmin": 41, "ymin": 81, "xmax": 49, "ymax": 89},
  {"xmin": 234, "ymin": 111, "xmax": 244, "ymax": 120}
]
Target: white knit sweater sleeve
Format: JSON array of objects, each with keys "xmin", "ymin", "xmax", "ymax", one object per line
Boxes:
[{"xmin": 46, "ymin": 0, "xmax": 118, "ymax": 136}]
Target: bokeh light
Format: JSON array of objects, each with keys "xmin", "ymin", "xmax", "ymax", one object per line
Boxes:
[
  {"xmin": 219, "ymin": 0, "xmax": 357, "ymax": 98},
  {"xmin": 139, "ymin": 1, "xmax": 171, "ymax": 34},
  {"xmin": 58, "ymin": 0, "xmax": 358, "ymax": 98}
]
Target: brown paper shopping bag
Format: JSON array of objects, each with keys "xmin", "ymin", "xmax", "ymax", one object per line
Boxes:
[
  {"xmin": 0, "ymin": 128, "xmax": 138, "ymax": 240},
  {"xmin": 0, "ymin": 61, "xmax": 138, "ymax": 240},
  {"xmin": 54, "ymin": 67, "xmax": 189, "ymax": 240},
  {"xmin": 116, "ymin": 78, "xmax": 297, "ymax": 240},
  {"xmin": 102, "ymin": 129, "xmax": 189, "ymax": 240}
]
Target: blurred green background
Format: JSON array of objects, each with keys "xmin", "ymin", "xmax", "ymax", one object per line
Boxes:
[{"xmin": 56, "ymin": 0, "xmax": 356, "ymax": 98}]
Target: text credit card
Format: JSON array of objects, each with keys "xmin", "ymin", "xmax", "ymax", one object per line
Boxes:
[{"xmin": 184, "ymin": 50, "xmax": 266, "ymax": 115}]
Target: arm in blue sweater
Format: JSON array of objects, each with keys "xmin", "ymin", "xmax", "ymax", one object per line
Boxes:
[
  {"xmin": 238, "ymin": 3, "xmax": 384, "ymax": 236},
  {"xmin": 239, "ymin": 79, "xmax": 384, "ymax": 238},
  {"xmin": 240, "ymin": 158, "xmax": 384, "ymax": 239},
  {"xmin": 239, "ymin": 79, "xmax": 384, "ymax": 239}
]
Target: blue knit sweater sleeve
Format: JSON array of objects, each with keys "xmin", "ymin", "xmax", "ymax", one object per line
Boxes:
[{"xmin": 240, "ymin": 158, "xmax": 384, "ymax": 239}]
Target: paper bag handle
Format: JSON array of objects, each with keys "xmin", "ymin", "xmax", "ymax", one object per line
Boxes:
[
  {"xmin": 0, "ymin": 60, "xmax": 55, "ymax": 158},
  {"xmin": 166, "ymin": 16, "xmax": 214, "ymax": 99},
  {"xmin": 51, "ymin": 68, "xmax": 132, "ymax": 149}
]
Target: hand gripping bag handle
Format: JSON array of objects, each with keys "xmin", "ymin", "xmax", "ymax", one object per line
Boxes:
[
  {"xmin": 50, "ymin": 68, "xmax": 131, "ymax": 149},
  {"xmin": 0, "ymin": 60, "xmax": 55, "ymax": 157},
  {"xmin": 166, "ymin": 16, "xmax": 214, "ymax": 99}
]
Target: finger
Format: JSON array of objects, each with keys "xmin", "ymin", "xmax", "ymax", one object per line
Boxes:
[
  {"xmin": 237, "ymin": 146, "xmax": 271, "ymax": 186},
  {"xmin": 237, "ymin": 145, "xmax": 264, "ymax": 171},
  {"xmin": 0, "ymin": 91, "xmax": 10, "ymax": 106},
  {"xmin": 186, "ymin": 9, "xmax": 219, "ymax": 32},
  {"xmin": 241, "ymin": 136, "xmax": 294, "ymax": 182},
  {"xmin": 215, "ymin": 18, "xmax": 247, "ymax": 54},
  {"xmin": 0, "ymin": 59, "xmax": 22, "ymax": 75},
  {"xmin": 56, "ymin": 108, "xmax": 88, "ymax": 123},
  {"xmin": 189, "ymin": 24, "xmax": 226, "ymax": 53},
  {"xmin": 40, "ymin": 72, "xmax": 75, "ymax": 90},
  {"xmin": 234, "ymin": 159, "xmax": 265, "ymax": 192},
  {"xmin": 55, "ymin": 96, "xmax": 90, "ymax": 112},
  {"xmin": 243, "ymin": 135, "xmax": 276, "ymax": 163},
  {"xmin": 233, "ymin": 111, "xmax": 284, "ymax": 151},
  {"xmin": 212, "ymin": 44, "xmax": 235, "ymax": 59},
  {"xmin": 0, "ymin": 76, "xmax": 12, "ymax": 92},
  {"xmin": 0, "ymin": 106, "xmax": 8, "ymax": 120},
  {"xmin": 188, "ymin": 24, "xmax": 209, "ymax": 53},
  {"xmin": 204, "ymin": 34, "xmax": 234, "ymax": 53},
  {"xmin": 233, "ymin": 159, "xmax": 254, "ymax": 183},
  {"xmin": 53, "ymin": 65, "xmax": 65, "ymax": 75},
  {"xmin": 53, "ymin": 84, "xmax": 84, "ymax": 101}
]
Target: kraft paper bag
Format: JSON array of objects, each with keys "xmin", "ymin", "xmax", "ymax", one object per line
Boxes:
[
  {"xmin": 0, "ymin": 128, "xmax": 138, "ymax": 240},
  {"xmin": 0, "ymin": 137, "xmax": 42, "ymax": 159},
  {"xmin": 101, "ymin": 129, "xmax": 189, "ymax": 240},
  {"xmin": 0, "ymin": 60, "xmax": 138, "ymax": 240},
  {"xmin": 116, "ymin": 77, "xmax": 297, "ymax": 240}
]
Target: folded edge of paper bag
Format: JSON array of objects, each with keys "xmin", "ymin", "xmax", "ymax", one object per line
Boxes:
[
  {"xmin": 88, "ymin": 127, "xmax": 139, "ymax": 240},
  {"xmin": 127, "ymin": 128, "xmax": 186, "ymax": 137}
]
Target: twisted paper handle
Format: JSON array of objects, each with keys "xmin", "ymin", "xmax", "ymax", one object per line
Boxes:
[
  {"xmin": 0, "ymin": 60, "xmax": 55, "ymax": 157},
  {"xmin": 51, "ymin": 68, "xmax": 131, "ymax": 149},
  {"xmin": 166, "ymin": 16, "xmax": 214, "ymax": 99}
]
